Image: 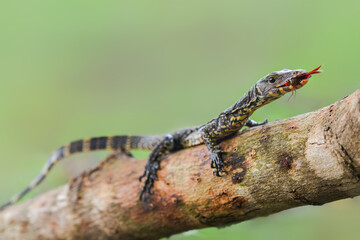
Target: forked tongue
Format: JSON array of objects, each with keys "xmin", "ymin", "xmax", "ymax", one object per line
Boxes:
[{"xmin": 301, "ymin": 65, "xmax": 322, "ymax": 79}]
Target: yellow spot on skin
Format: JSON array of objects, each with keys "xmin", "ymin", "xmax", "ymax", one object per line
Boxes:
[
  {"xmin": 300, "ymin": 79, "xmax": 308, "ymax": 86},
  {"xmin": 125, "ymin": 136, "xmax": 131, "ymax": 150},
  {"xmin": 289, "ymin": 85, "xmax": 295, "ymax": 91},
  {"xmin": 83, "ymin": 138, "xmax": 91, "ymax": 152},
  {"xmin": 279, "ymin": 87, "xmax": 286, "ymax": 94},
  {"xmin": 106, "ymin": 136, "xmax": 114, "ymax": 150},
  {"xmin": 64, "ymin": 143, "xmax": 71, "ymax": 157},
  {"xmin": 237, "ymin": 115, "xmax": 246, "ymax": 121},
  {"xmin": 268, "ymin": 91, "xmax": 278, "ymax": 97}
]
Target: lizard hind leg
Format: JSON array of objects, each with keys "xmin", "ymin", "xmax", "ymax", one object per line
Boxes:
[{"xmin": 139, "ymin": 134, "xmax": 175, "ymax": 201}]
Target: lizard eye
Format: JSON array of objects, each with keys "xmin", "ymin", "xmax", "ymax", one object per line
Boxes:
[{"xmin": 268, "ymin": 77, "xmax": 276, "ymax": 83}]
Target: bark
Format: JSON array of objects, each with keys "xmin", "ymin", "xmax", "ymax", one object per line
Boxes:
[{"xmin": 0, "ymin": 90, "xmax": 359, "ymax": 240}]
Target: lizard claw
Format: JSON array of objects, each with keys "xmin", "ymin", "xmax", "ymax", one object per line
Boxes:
[
  {"xmin": 138, "ymin": 164, "xmax": 148, "ymax": 182},
  {"xmin": 214, "ymin": 168, "xmax": 226, "ymax": 177},
  {"xmin": 138, "ymin": 174, "xmax": 145, "ymax": 182}
]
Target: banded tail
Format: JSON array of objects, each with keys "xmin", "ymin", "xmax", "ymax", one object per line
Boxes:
[{"xmin": 0, "ymin": 135, "xmax": 162, "ymax": 211}]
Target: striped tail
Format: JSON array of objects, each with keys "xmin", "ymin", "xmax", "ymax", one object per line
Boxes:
[{"xmin": 0, "ymin": 135, "xmax": 162, "ymax": 211}]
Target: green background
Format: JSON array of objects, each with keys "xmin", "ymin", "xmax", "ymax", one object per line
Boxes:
[{"xmin": 1, "ymin": 1, "xmax": 360, "ymax": 239}]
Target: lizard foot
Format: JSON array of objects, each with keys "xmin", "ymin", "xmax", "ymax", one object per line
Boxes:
[
  {"xmin": 210, "ymin": 150, "xmax": 226, "ymax": 177},
  {"xmin": 260, "ymin": 118, "xmax": 269, "ymax": 125}
]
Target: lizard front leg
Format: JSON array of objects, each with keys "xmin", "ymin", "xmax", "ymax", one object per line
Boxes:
[
  {"xmin": 245, "ymin": 118, "xmax": 268, "ymax": 127},
  {"xmin": 200, "ymin": 128, "xmax": 227, "ymax": 177},
  {"xmin": 139, "ymin": 134, "xmax": 175, "ymax": 201}
]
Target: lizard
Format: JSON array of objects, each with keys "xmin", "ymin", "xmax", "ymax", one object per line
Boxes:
[{"xmin": 0, "ymin": 66, "xmax": 321, "ymax": 211}]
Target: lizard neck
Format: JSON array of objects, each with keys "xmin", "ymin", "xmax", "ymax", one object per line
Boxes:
[
  {"xmin": 225, "ymin": 84, "xmax": 281, "ymax": 116},
  {"xmin": 247, "ymin": 93, "xmax": 279, "ymax": 112}
]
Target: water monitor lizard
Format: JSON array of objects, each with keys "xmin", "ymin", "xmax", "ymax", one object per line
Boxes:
[{"xmin": 0, "ymin": 66, "xmax": 321, "ymax": 210}]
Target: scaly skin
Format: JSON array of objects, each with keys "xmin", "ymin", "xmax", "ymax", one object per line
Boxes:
[{"xmin": 0, "ymin": 67, "xmax": 320, "ymax": 210}]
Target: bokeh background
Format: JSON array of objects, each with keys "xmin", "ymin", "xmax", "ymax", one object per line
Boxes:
[{"xmin": 1, "ymin": 1, "xmax": 360, "ymax": 239}]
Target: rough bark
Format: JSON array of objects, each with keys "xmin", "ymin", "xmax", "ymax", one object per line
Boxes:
[{"xmin": 0, "ymin": 90, "xmax": 359, "ymax": 240}]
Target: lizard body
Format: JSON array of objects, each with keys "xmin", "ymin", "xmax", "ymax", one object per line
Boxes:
[{"xmin": 0, "ymin": 67, "xmax": 320, "ymax": 210}]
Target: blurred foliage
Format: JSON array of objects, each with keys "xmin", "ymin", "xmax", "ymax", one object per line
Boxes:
[{"xmin": 0, "ymin": 1, "xmax": 359, "ymax": 239}]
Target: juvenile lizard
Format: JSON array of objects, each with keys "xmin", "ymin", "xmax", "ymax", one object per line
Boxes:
[{"xmin": 0, "ymin": 66, "xmax": 321, "ymax": 210}]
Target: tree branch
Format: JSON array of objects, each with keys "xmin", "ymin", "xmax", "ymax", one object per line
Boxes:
[{"xmin": 1, "ymin": 90, "xmax": 359, "ymax": 240}]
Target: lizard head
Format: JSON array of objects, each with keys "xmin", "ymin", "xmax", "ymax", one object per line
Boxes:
[{"xmin": 255, "ymin": 66, "xmax": 321, "ymax": 99}]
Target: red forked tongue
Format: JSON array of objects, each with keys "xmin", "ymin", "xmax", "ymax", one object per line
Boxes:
[{"xmin": 301, "ymin": 65, "xmax": 322, "ymax": 79}]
